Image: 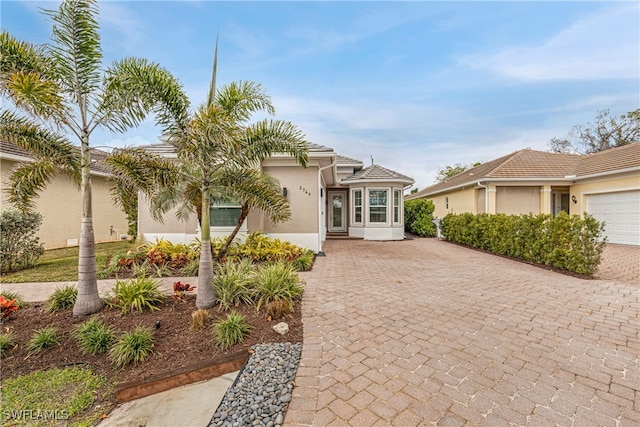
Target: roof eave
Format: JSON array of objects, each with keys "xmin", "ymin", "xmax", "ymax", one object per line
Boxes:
[
  {"xmin": 340, "ymin": 178, "xmax": 415, "ymax": 185},
  {"xmin": 574, "ymin": 166, "xmax": 640, "ymax": 181}
]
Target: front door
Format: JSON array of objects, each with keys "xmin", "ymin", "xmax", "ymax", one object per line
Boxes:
[{"xmin": 328, "ymin": 191, "xmax": 347, "ymax": 232}]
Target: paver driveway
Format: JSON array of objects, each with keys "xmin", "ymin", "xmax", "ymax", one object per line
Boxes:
[{"xmin": 285, "ymin": 239, "xmax": 640, "ymax": 426}]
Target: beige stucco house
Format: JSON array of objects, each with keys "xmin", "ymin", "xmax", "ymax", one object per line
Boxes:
[
  {"xmin": 0, "ymin": 141, "xmax": 129, "ymax": 249},
  {"xmin": 138, "ymin": 143, "xmax": 415, "ymax": 253},
  {"xmin": 406, "ymin": 144, "xmax": 640, "ymax": 246}
]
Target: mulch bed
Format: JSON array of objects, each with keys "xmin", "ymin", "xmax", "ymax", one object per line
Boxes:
[{"xmin": 0, "ymin": 294, "xmax": 303, "ymax": 383}]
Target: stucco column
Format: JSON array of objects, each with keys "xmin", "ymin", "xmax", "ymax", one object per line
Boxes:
[
  {"xmin": 541, "ymin": 185, "xmax": 552, "ymax": 215},
  {"xmin": 487, "ymin": 184, "xmax": 497, "ymax": 214}
]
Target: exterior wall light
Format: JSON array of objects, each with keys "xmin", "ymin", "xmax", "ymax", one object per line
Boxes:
[{"xmin": 571, "ymin": 195, "xmax": 577, "ymax": 204}]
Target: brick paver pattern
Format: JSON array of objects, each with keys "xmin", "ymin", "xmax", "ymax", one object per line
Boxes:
[
  {"xmin": 285, "ymin": 239, "xmax": 640, "ymax": 426},
  {"xmin": 597, "ymin": 244, "xmax": 640, "ymax": 287}
]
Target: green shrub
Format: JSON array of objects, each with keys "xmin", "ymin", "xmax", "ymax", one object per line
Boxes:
[
  {"xmin": 213, "ymin": 311, "xmax": 252, "ymax": 349},
  {"xmin": 28, "ymin": 327, "xmax": 60, "ymax": 352},
  {"xmin": 441, "ymin": 212, "xmax": 606, "ymax": 275},
  {"xmin": 48, "ymin": 285, "xmax": 78, "ymax": 312},
  {"xmin": 106, "ymin": 277, "xmax": 165, "ymax": 315},
  {"xmin": 131, "ymin": 259, "xmax": 151, "ymax": 278},
  {"xmin": 292, "ymin": 250, "xmax": 315, "ymax": 271},
  {"xmin": 254, "ymin": 261, "xmax": 304, "ymax": 311},
  {"xmin": 181, "ymin": 258, "xmax": 199, "ymax": 276},
  {"xmin": 0, "ymin": 209, "xmax": 45, "ymax": 273},
  {"xmin": 213, "ymin": 258, "xmax": 256, "ymax": 310},
  {"xmin": 74, "ymin": 317, "xmax": 115, "ymax": 355},
  {"xmin": 0, "ymin": 290, "xmax": 28, "ymax": 308},
  {"xmin": 109, "ymin": 326, "xmax": 154, "ymax": 366},
  {"xmin": 0, "ymin": 332, "xmax": 16, "ymax": 356},
  {"xmin": 237, "ymin": 232, "xmax": 305, "ymax": 263},
  {"xmin": 404, "ymin": 199, "xmax": 436, "ymax": 237}
]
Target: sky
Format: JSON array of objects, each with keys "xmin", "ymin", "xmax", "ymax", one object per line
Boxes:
[{"xmin": 2, "ymin": 0, "xmax": 639, "ymax": 190}]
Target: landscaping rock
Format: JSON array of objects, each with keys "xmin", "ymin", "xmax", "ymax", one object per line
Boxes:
[
  {"xmin": 272, "ymin": 322, "xmax": 289, "ymax": 335},
  {"xmin": 209, "ymin": 342, "xmax": 302, "ymax": 427}
]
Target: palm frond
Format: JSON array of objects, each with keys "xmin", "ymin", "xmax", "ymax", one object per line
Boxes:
[
  {"xmin": 241, "ymin": 119, "xmax": 309, "ymax": 167},
  {"xmin": 215, "ymin": 81, "xmax": 275, "ymax": 123},
  {"xmin": 99, "ymin": 57, "xmax": 190, "ymax": 136},
  {"xmin": 45, "ymin": 0, "xmax": 102, "ymax": 103},
  {"xmin": 180, "ymin": 104, "xmax": 241, "ymax": 164},
  {"xmin": 0, "ymin": 31, "xmax": 66, "ymax": 121},
  {"xmin": 217, "ymin": 168, "xmax": 291, "ymax": 223},
  {"xmin": 4, "ymin": 160, "xmax": 59, "ymax": 211},
  {"xmin": 0, "ymin": 110, "xmax": 80, "ymax": 180}
]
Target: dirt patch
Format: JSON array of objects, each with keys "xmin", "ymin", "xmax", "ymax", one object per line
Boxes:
[{"xmin": 0, "ymin": 294, "xmax": 302, "ymax": 384}]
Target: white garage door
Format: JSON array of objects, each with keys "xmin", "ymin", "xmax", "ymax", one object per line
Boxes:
[{"xmin": 587, "ymin": 190, "xmax": 640, "ymax": 245}]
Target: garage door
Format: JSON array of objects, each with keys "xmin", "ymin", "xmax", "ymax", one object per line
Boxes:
[{"xmin": 587, "ymin": 190, "xmax": 640, "ymax": 245}]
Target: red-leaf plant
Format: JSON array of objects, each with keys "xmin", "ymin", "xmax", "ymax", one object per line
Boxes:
[
  {"xmin": 0, "ymin": 296, "xmax": 19, "ymax": 319},
  {"xmin": 173, "ymin": 281, "xmax": 196, "ymax": 302}
]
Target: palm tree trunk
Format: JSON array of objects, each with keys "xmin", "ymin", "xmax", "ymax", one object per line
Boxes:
[
  {"xmin": 217, "ymin": 202, "xmax": 249, "ymax": 261},
  {"xmin": 196, "ymin": 188, "xmax": 215, "ymax": 308},
  {"xmin": 73, "ymin": 138, "xmax": 103, "ymax": 316}
]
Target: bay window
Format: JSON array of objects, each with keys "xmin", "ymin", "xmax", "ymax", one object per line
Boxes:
[{"xmin": 369, "ymin": 189, "xmax": 388, "ymax": 223}]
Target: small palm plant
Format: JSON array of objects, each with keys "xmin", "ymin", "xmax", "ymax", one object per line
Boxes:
[
  {"xmin": 48, "ymin": 285, "xmax": 78, "ymax": 312},
  {"xmin": 254, "ymin": 261, "xmax": 304, "ymax": 312},
  {"xmin": 105, "ymin": 277, "xmax": 165, "ymax": 315},
  {"xmin": 74, "ymin": 317, "xmax": 115, "ymax": 355},
  {"xmin": 109, "ymin": 326, "xmax": 154, "ymax": 367},
  {"xmin": 213, "ymin": 311, "xmax": 252, "ymax": 350},
  {"xmin": 212, "ymin": 258, "xmax": 256, "ymax": 310},
  {"xmin": 0, "ymin": 332, "xmax": 17, "ymax": 357},
  {"xmin": 27, "ymin": 327, "xmax": 60, "ymax": 353}
]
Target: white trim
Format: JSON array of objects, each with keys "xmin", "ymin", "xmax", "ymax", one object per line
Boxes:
[
  {"xmin": 580, "ymin": 185, "xmax": 640, "ymax": 196},
  {"xmin": 367, "ymin": 187, "xmax": 390, "ymax": 225},
  {"xmin": 393, "ymin": 189, "xmax": 401, "ymax": 224},
  {"xmin": 351, "ymin": 188, "xmax": 363, "ymax": 225},
  {"xmin": 328, "ymin": 191, "xmax": 347, "ymax": 232}
]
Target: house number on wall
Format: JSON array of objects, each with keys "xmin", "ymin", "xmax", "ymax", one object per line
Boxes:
[{"xmin": 299, "ymin": 186, "xmax": 312, "ymax": 196}]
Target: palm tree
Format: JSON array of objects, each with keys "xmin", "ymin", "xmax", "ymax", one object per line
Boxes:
[
  {"xmin": 0, "ymin": 0, "xmax": 188, "ymax": 316},
  {"xmin": 108, "ymin": 39, "xmax": 309, "ymax": 309}
]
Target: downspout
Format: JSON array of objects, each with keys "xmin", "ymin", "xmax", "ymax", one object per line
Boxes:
[
  {"xmin": 477, "ymin": 181, "xmax": 488, "ymax": 213},
  {"xmin": 317, "ymin": 159, "xmax": 336, "ymax": 254}
]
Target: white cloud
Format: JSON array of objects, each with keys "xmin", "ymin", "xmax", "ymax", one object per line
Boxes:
[{"xmin": 460, "ymin": 4, "xmax": 639, "ymax": 81}]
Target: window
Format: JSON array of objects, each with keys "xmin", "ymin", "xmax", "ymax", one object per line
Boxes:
[
  {"xmin": 369, "ymin": 189, "xmax": 387, "ymax": 223},
  {"xmin": 210, "ymin": 201, "xmax": 242, "ymax": 227},
  {"xmin": 353, "ymin": 189, "xmax": 363, "ymax": 223},
  {"xmin": 393, "ymin": 189, "xmax": 400, "ymax": 223}
]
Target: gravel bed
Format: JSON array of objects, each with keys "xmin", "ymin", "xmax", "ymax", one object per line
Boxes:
[{"xmin": 209, "ymin": 342, "xmax": 302, "ymax": 427}]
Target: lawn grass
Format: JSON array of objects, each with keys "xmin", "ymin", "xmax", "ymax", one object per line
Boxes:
[
  {"xmin": 0, "ymin": 366, "xmax": 113, "ymax": 426},
  {"xmin": 0, "ymin": 241, "xmax": 136, "ymax": 283}
]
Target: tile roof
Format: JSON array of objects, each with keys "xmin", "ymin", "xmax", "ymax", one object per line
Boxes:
[
  {"xmin": 408, "ymin": 144, "xmax": 640, "ymax": 199},
  {"xmin": 341, "ymin": 164, "xmax": 414, "ymax": 184},
  {"xmin": 0, "ymin": 140, "xmax": 111, "ymax": 174},
  {"xmin": 307, "ymin": 142, "xmax": 334, "ymax": 152},
  {"xmin": 575, "ymin": 143, "xmax": 640, "ymax": 176},
  {"xmin": 336, "ymin": 154, "xmax": 363, "ymax": 166}
]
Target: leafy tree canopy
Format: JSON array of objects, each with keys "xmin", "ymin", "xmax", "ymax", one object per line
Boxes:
[
  {"xmin": 435, "ymin": 162, "xmax": 481, "ymax": 182},
  {"xmin": 549, "ymin": 109, "xmax": 640, "ymax": 154}
]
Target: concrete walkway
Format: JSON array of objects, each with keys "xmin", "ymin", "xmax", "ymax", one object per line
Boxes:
[{"xmin": 285, "ymin": 239, "xmax": 640, "ymax": 426}]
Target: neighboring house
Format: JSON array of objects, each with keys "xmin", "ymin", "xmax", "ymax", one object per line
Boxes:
[
  {"xmin": 407, "ymin": 144, "xmax": 640, "ymax": 246},
  {"xmin": 0, "ymin": 141, "xmax": 129, "ymax": 249},
  {"xmin": 138, "ymin": 143, "xmax": 415, "ymax": 252}
]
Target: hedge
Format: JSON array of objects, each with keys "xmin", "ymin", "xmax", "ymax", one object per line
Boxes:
[
  {"xmin": 440, "ymin": 212, "xmax": 606, "ymax": 275},
  {"xmin": 404, "ymin": 199, "xmax": 436, "ymax": 237}
]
